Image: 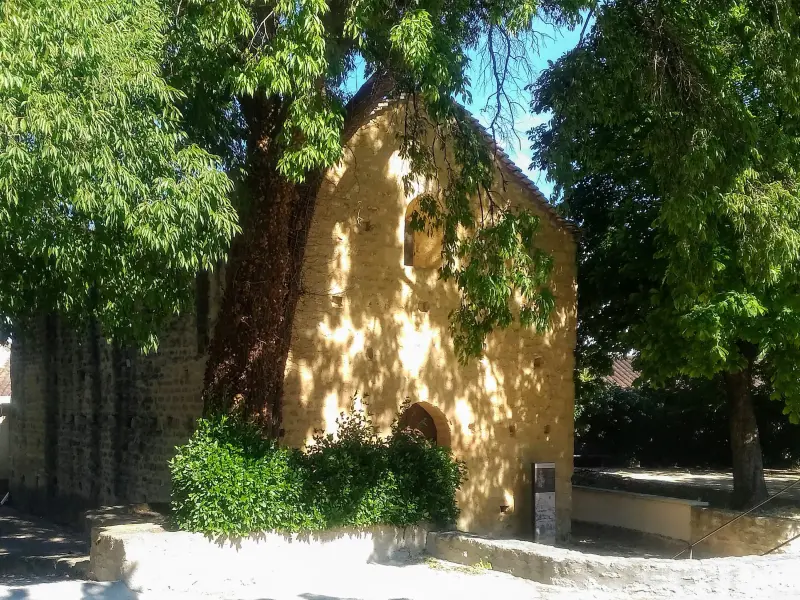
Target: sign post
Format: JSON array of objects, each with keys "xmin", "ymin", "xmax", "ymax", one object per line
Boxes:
[{"xmin": 532, "ymin": 462, "xmax": 556, "ymax": 544}]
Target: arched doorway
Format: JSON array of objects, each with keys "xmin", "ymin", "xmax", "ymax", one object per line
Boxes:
[{"xmin": 397, "ymin": 401, "xmax": 451, "ymax": 447}]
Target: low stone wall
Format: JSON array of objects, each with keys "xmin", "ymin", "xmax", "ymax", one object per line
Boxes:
[
  {"xmin": 91, "ymin": 523, "xmax": 428, "ymax": 593},
  {"xmin": 691, "ymin": 507, "xmax": 800, "ymax": 557},
  {"xmin": 573, "ymin": 485, "xmax": 800, "ymax": 557},
  {"xmin": 426, "ymin": 531, "xmax": 800, "ymax": 596},
  {"xmin": 573, "ymin": 485, "xmax": 706, "ymax": 542}
]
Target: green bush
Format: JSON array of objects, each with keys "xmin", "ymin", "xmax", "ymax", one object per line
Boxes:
[
  {"xmin": 170, "ymin": 407, "xmax": 466, "ymax": 535},
  {"xmin": 575, "ymin": 377, "xmax": 800, "ymax": 468}
]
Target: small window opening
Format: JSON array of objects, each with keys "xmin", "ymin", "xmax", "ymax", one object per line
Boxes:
[
  {"xmin": 397, "ymin": 401, "xmax": 451, "ymax": 447},
  {"xmin": 404, "ymin": 226, "xmax": 415, "ymax": 267},
  {"xmin": 403, "ymin": 200, "xmax": 442, "ymax": 269}
]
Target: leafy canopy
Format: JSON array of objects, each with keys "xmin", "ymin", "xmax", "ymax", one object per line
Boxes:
[
  {"xmin": 0, "ymin": 0, "xmax": 238, "ymax": 346},
  {"xmin": 532, "ymin": 0, "xmax": 800, "ymax": 419},
  {"xmin": 2, "ymin": 0, "xmax": 590, "ymax": 357},
  {"xmin": 166, "ymin": 0, "xmax": 590, "ymax": 361}
]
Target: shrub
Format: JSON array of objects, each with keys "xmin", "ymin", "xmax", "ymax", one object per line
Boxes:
[
  {"xmin": 169, "ymin": 416, "xmax": 317, "ymax": 534},
  {"xmin": 170, "ymin": 405, "xmax": 466, "ymax": 535},
  {"xmin": 575, "ymin": 377, "xmax": 800, "ymax": 469}
]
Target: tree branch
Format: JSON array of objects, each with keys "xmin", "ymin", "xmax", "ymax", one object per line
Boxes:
[{"xmin": 579, "ymin": 4, "xmax": 596, "ymax": 46}]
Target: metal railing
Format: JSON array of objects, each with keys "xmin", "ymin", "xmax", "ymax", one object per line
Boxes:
[{"xmin": 673, "ymin": 476, "xmax": 800, "ymax": 559}]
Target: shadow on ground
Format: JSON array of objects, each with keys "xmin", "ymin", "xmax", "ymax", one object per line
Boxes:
[
  {"xmin": 0, "ymin": 509, "xmax": 87, "ymax": 559},
  {"xmin": 0, "ymin": 508, "xmax": 88, "ymax": 579},
  {"xmin": 568, "ymin": 521, "xmax": 686, "ymax": 559},
  {"xmin": 300, "ymin": 596, "xmax": 411, "ymax": 600},
  {"xmin": 574, "ymin": 467, "xmax": 800, "ymax": 516},
  {"xmin": 0, "ymin": 581, "xmax": 132, "ymax": 600}
]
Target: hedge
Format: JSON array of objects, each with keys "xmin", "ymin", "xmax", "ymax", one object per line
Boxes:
[
  {"xmin": 575, "ymin": 377, "xmax": 800, "ymax": 468},
  {"xmin": 170, "ymin": 408, "xmax": 467, "ymax": 535}
]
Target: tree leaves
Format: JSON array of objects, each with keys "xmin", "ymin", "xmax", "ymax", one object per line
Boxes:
[
  {"xmin": 0, "ymin": 0, "xmax": 593, "ymax": 361},
  {"xmin": 533, "ymin": 0, "xmax": 800, "ymax": 420},
  {"xmin": 167, "ymin": 0, "xmax": 590, "ymax": 363},
  {"xmin": 389, "ymin": 10, "xmax": 434, "ymax": 72},
  {"xmin": 0, "ymin": 0, "xmax": 238, "ymax": 348}
]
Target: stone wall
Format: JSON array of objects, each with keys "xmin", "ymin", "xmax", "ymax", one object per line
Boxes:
[
  {"xmin": 572, "ymin": 485, "xmax": 707, "ymax": 542},
  {"xmin": 281, "ymin": 103, "xmax": 577, "ymax": 537},
  {"xmin": 0, "ymin": 345, "xmax": 9, "ymax": 483},
  {"xmin": 427, "ymin": 530, "xmax": 800, "ymax": 596},
  {"xmin": 0, "ymin": 414, "xmax": 7, "ymax": 482},
  {"xmin": 8, "ymin": 273, "xmax": 224, "ymax": 520},
  {"xmin": 92, "ymin": 523, "xmax": 429, "ymax": 593},
  {"xmin": 9, "ymin": 102, "xmax": 577, "ymax": 537},
  {"xmin": 572, "ymin": 484, "xmax": 800, "ymax": 557},
  {"xmin": 691, "ymin": 507, "xmax": 800, "ymax": 557}
]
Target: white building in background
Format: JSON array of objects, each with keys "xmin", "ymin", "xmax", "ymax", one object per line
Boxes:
[
  {"xmin": 0, "ymin": 344, "xmax": 10, "ymax": 403},
  {"xmin": 0, "ymin": 343, "xmax": 10, "ymax": 487}
]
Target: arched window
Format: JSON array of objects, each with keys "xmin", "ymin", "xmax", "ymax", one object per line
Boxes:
[
  {"xmin": 397, "ymin": 401, "xmax": 451, "ymax": 447},
  {"xmin": 403, "ymin": 200, "xmax": 442, "ymax": 269}
]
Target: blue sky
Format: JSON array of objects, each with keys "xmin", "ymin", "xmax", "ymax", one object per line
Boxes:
[
  {"xmin": 463, "ymin": 21, "xmax": 582, "ymax": 199},
  {"xmin": 344, "ymin": 19, "xmax": 582, "ymax": 198}
]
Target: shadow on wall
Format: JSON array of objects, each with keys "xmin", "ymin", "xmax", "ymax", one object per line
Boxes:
[
  {"xmin": 7, "ymin": 103, "xmax": 575, "ymax": 538},
  {"xmin": 206, "ymin": 524, "xmax": 428, "ymax": 565},
  {"xmin": 8, "ymin": 286, "xmax": 215, "ymax": 519},
  {"xmin": 282, "ymin": 103, "xmax": 576, "ymax": 537}
]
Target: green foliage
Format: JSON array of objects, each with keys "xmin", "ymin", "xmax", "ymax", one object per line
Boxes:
[
  {"xmin": 575, "ymin": 378, "xmax": 800, "ymax": 469},
  {"xmin": 165, "ymin": 0, "xmax": 592, "ymax": 362},
  {"xmin": 170, "ymin": 416, "xmax": 312, "ymax": 533},
  {"xmin": 0, "ymin": 0, "xmax": 238, "ymax": 346},
  {"xmin": 170, "ymin": 406, "xmax": 467, "ymax": 536},
  {"xmin": 401, "ymin": 103, "xmax": 558, "ymax": 363},
  {"xmin": 532, "ymin": 0, "xmax": 800, "ymax": 420},
  {"xmin": 449, "ymin": 210, "xmax": 555, "ymax": 363},
  {"xmin": 1, "ymin": 0, "xmax": 594, "ymax": 358}
]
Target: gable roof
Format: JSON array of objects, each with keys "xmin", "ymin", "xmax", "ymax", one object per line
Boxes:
[
  {"xmin": 365, "ymin": 97, "xmax": 578, "ymax": 239},
  {"xmin": 604, "ymin": 356, "xmax": 638, "ymax": 389},
  {"xmin": 458, "ymin": 108, "xmax": 579, "ymax": 238}
]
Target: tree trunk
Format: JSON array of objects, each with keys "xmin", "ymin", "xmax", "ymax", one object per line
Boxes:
[
  {"xmin": 201, "ymin": 108, "xmax": 304, "ymax": 433},
  {"xmin": 202, "ymin": 74, "xmax": 395, "ymax": 435},
  {"xmin": 724, "ymin": 343, "xmax": 768, "ymax": 509}
]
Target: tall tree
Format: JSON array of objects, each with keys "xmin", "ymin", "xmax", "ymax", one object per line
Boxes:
[
  {"xmin": 532, "ymin": 0, "xmax": 800, "ymax": 507},
  {"xmin": 164, "ymin": 0, "xmax": 590, "ymax": 434},
  {"xmin": 0, "ymin": 0, "xmax": 238, "ymax": 345},
  {"xmin": 1, "ymin": 0, "xmax": 591, "ymax": 434}
]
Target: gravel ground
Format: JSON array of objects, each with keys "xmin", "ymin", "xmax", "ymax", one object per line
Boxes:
[
  {"xmin": 0, "ymin": 560, "xmax": 623, "ymax": 600},
  {"xmin": 0, "ymin": 565, "xmax": 593, "ymax": 600},
  {"xmin": 0, "ymin": 557, "xmax": 791, "ymax": 600},
  {"xmin": 0, "ymin": 508, "xmax": 793, "ymax": 600}
]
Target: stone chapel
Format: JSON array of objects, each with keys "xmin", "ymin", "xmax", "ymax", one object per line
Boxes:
[{"xmin": 8, "ymin": 100, "xmax": 577, "ymax": 538}]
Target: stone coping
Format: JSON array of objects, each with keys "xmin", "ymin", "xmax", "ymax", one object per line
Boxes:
[
  {"xmin": 91, "ymin": 522, "xmax": 429, "ymax": 593},
  {"xmin": 426, "ymin": 531, "xmax": 800, "ymax": 596},
  {"xmin": 91, "ymin": 521, "xmax": 800, "ymax": 596},
  {"xmin": 573, "ymin": 485, "xmax": 709, "ymax": 507}
]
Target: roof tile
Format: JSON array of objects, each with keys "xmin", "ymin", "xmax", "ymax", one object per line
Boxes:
[{"xmin": 604, "ymin": 357, "xmax": 638, "ymax": 389}]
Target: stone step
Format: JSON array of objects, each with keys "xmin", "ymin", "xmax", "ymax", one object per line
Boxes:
[
  {"xmin": 82, "ymin": 505, "xmax": 168, "ymax": 537},
  {"xmin": 426, "ymin": 530, "xmax": 800, "ymax": 596},
  {"xmin": 0, "ymin": 507, "xmax": 90, "ymax": 579}
]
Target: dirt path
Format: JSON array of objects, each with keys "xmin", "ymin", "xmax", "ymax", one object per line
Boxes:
[{"xmin": 574, "ymin": 467, "xmax": 800, "ymax": 517}]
